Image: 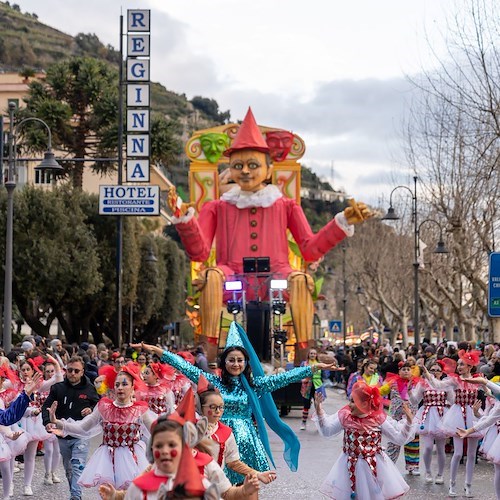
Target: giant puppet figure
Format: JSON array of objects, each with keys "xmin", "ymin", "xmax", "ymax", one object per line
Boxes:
[{"xmin": 169, "ymin": 108, "xmax": 372, "ymax": 356}]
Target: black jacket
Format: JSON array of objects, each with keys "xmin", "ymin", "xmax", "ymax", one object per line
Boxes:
[{"xmin": 42, "ymin": 375, "xmax": 100, "ymax": 439}]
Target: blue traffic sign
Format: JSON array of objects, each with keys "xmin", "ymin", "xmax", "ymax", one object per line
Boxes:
[
  {"xmin": 488, "ymin": 252, "xmax": 500, "ymax": 317},
  {"xmin": 329, "ymin": 320, "xmax": 342, "ymax": 333}
]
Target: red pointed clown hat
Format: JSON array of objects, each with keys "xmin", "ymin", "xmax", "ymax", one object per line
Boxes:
[
  {"xmin": 196, "ymin": 374, "xmax": 211, "ymax": 395},
  {"xmin": 351, "ymin": 381, "xmax": 383, "ymax": 416},
  {"xmin": 223, "ymin": 107, "xmax": 270, "ymax": 157},
  {"xmin": 458, "ymin": 349, "xmax": 481, "ymax": 367},
  {"xmin": 167, "ymin": 442, "xmax": 206, "ymax": 498},
  {"xmin": 175, "ymin": 386, "xmax": 197, "ymax": 423}
]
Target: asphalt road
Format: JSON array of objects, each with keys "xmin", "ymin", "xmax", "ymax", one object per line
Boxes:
[{"xmin": 9, "ymin": 386, "xmax": 497, "ymax": 499}]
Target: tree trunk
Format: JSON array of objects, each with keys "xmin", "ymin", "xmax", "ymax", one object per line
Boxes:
[
  {"xmin": 491, "ymin": 318, "xmax": 500, "ymax": 343},
  {"xmin": 401, "ymin": 316, "xmax": 409, "ymax": 348}
]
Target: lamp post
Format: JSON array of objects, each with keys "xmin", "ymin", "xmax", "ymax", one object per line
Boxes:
[
  {"xmin": 3, "ymin": 102, "xmax": 63, "ymax": 353},
  {"xmin": 342, "ymin": 241, "xmax": 347, "ymax": 349},
  {"xmin": 383, "ymin": 176, "xmax": 448, "ymax": 348}
]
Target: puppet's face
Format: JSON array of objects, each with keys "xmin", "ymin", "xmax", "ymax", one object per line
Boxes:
[
  {"xmin": 266, "ymin": 130, "xmax": 294, "ymax": 162},
  {"xmin": 200, "ymin": 133, "xmax": 230, "ymax": 164},
  {"xmin": 229, "ymin": 149, "xmax": 271, "ymax": 192}
]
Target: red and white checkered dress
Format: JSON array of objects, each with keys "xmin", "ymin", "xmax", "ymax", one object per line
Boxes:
[
  {"xmin": 135, "ymin": 383, "xmax": 175, "ymax": 415},
  {"xmin": 313, "ymin": 405, "xmax": 414, "ymax": 499},
  {"xmin": 430, "ymin": 376, "xmax": 483, "ymax": 438},
  {"xmin": 60, "ymin": 398, "xmax": 156, "ymax": 490},
  {"xmin": 411, "ymin": 380, "xmax": 453, "ymax": 436}
]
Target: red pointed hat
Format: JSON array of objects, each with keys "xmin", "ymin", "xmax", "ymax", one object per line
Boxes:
[
  {"xmin": 175, "ymin": 387, "xmax": 196, "ymax": 423},
  {"xmin": 196, "ymin": 374, "xmax": 211, "ymax": 395},
  {"xmin": 168, "ymin": 443, "xmax": 206, "ymax": 498},
  {"xmin": 223, "ymin": 107, "xmax": 270, "ymax": 157}
]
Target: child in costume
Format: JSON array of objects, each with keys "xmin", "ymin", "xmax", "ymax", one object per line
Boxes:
[
  {"xmin": 98, "ymin": 392, "xmax": 260, "ymax": 500},
  {"xmin": 99, "ymin": 415, "xmax": 220, "ymax": 500},
  {"xmin": 313, "ymin": 380, "xmax": 415, "ymax": 499},
  {"xmin": 456, "ymin": 376, "xmax": 500, "ymax": 499},
  {"xmin": 409, "ymin": 359, "xmax": 455, "ymax": 484},
  {"xmin": 48, "ymin": 362, "xmax": 157, "ymax": 490},
  {"xmin": 40, "ymin": 358, "xmax": 62, "ymax": 485},
  {"xmin": 133, "ymin": 321, "xmax": 342, "ymax": 484},
  {"xmin": 379, "ymin": 360, "xmax": 421, "ymax": 474},
  {"xmin": 299, "ymin": 348, "xmax": 327, "ymax": 430},
  {"xmin": 0, "ymin": 362, "xmax": 30, "ymax": 498},
  {"xmin": 18, "ymin": 355, "xmax": 63, "ymax": 496},
  {"xmin": 136, "ymin": 362, "xmax": 176, "ymax": 415},
  {"xmin": 197, "ymin": 377, "xmax": 277, "ymax": 485},
  {"xmin": 424, "ymin": 350, "xmax": 483, "ymax": 497}
]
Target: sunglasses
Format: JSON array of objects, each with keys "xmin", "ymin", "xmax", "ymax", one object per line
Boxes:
[
  {"xmin": 67, "ymin": 368, "xmax": 82, "ymax": 374},
  {"xmin": 429, "ymin": 369, "xmax": 442, "ymax": 373}
]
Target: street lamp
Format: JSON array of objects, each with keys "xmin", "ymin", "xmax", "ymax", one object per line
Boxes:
[
  {"xmin": 342, "ymin": 241, "xmax": 347, "ymax": 349},
  {"xmin": 3, "ymin": 102, "xmax": 63, "ymax": 353},
  {"xmin": 382, "ymin": 176, "xmax": 448, "ymax": 348}
]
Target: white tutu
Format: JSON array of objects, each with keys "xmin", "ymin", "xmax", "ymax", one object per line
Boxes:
[
  {"xmin": 78, "ymin": 441, "xmax": 149, "ymax": 490},
  {"xmin": 415, "ymin": 406, "xmax": 448, "ymax": 436},
  {"xmin": 482, "ymin": 427, "xmax": 500, "ymax": 464},
  {"xmin": 438, "ymin": 404, "xmax": 482, "ymax": 438},
  {"xmin": 19, "ymin": 414, "xmax": 51, "ymax": 441},
  {"xmin": 0, "ymin": 433, "xmax": 13, "ymax": 462},
  {"xmin": 5, "ymin": 427, "xmax": 30, "ymax": 457},
  {"xmin": 320, "ymin": 451, "xmax": 409, "ymax": 500}
]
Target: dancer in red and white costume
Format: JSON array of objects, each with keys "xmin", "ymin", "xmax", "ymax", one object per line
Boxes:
[
  {"xmin": 456, "ymin": 377, "xmax": 500, "ymax": 499},
  {"xmin": 313, "ymin": 380, "xmax": 415, "ymax": 500},
  {"xmin": 0, "ymin": 361, "xmax": 29, "ymax": 498},
  {"xmin": 18, "ymin": 355, "xmax": 63, "ymax": 496},
  {"xmin": 48, "ymin": 363, "xmax": 157, "ymax": 490},
  {"xmin": 424, "ymin": 350, "xmax": 482, "ymax": 497},
  {"xmin": 40, "ymin": 359, "xmax": 62, "ymax": 486},
  {"xmin": 409, "ymin": 359, "xmax": 455, "ymax": 485},
  {"xmin": 136, "ymin": 362, "xmax": 175, "ymax": 415}
]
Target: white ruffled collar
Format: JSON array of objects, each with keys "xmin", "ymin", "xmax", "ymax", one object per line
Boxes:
[{"xmin": 221, "ymin": 184, "xmax": 282, "ymax": 208}]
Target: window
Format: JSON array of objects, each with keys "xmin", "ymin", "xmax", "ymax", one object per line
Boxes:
[{"xmin": 35, "ymin": 168, "xmax": 52, "ymax": 185}]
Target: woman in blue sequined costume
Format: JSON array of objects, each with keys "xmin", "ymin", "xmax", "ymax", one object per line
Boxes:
[{"xmin": 135, "ymin": 324, "xmax": 338, "ymax": 484}]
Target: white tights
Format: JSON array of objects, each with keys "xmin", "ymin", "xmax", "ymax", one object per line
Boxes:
[
  {"xmin": 43, "ymin": 438, "xmax": 60, "ymax": 474},
  {"xmin": 0, "ymin": 457, "xmax": 13, "ymax": 498},
  {"xmin": 449, "ymin": 436, "xmax": 479, "ymax": 485},
  {"xmin": 421, "ymin": 435, "xmax": 446, "ymax": 476},
  {"xmin": 495, "ymin": 463, "xmax": 500, "ymax": 500},
  {"xmin": 23, "ymin": 440, "xmax": 38, "ymax": 487}
]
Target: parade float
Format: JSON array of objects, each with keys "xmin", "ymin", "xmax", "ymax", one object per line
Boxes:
[{"xmin": 168, "ymin": 108, "xmax": 371, "ymax": 370}]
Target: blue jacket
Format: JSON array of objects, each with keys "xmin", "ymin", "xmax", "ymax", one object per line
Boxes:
[{"xmin": 0, "ymin": 392, "xmax": 30, "ymax": 425}]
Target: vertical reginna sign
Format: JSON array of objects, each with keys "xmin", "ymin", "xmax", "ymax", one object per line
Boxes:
[{"xmin": 126, "ymin": 9, "xmax": 151, "ymax": 183}]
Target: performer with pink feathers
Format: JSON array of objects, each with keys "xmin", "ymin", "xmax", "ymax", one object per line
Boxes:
[
  {"xmin": 46, "ymin": 362, "xmax": 157, "ymax": 491},
  {"xmin": 313, "ymin": 380, "xmax": 416, "ymax": 499}
]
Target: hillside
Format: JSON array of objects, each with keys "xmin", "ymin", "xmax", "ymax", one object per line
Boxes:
[
  {"xmin": 0, "ymin": 1, "xmax": 339, "ymax": 199},
  {"xmin": 0, "ymin": 1, "xmax": 225, "ymax": 128}
]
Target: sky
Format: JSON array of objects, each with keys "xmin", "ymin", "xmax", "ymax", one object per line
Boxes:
[{"xmin": 13, "ymin": 0, "xmax": 465, "ymax": 206}]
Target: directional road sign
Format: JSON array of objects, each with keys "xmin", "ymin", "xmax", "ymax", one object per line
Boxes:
[{"xmin": 488, "ymin": 252, "xmax": 500, "ymax": 317}]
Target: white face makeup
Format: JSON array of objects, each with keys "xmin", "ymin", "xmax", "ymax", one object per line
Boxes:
[{"xmin": 225, "ymin": 350, "xmax": 246, "ymax": 376}]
